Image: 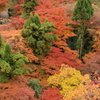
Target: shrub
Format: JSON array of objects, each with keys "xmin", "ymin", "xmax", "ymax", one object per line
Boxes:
[{"xmin": 29, "ymin": 79, "xmax": 42, "ymax": 98}]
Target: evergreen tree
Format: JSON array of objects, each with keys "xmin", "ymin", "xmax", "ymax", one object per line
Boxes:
[
  {"xmin": 21, "ymin": 0, "xmax": 39, "ymax": 19},
  {"xmin": 72, "ymin": 0, "xmax": 94, "ymax": 59},
  {"xmin": 0, "ymin": 35, "xmax": 31, "ymax": 83},
  {"xmin": 22, "ymin": 13, "xmax": 57, "ymax": 55}
]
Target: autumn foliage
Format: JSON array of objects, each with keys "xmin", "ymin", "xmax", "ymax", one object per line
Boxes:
[
  {"xmin": 80, "ymin": 52, "xmax": 100, "ymax": 79},
  {"xmin": 47, "ymin": 65, "xmax": 91, "ymax": 96},
  {"xmin": 0, "ymin": 30, "xmax": 38, "ymax": 62},
  {"xmin": 0, "ymin": 0, "xmax": 100, "ymax": 100},
  {"xmin": 0, "ymin": 0, "xmax": 9, "ymax": 13},
  {"xmin": 0, "ymin": 76, "xmax": 37, "ymax": 100},
  {"xmin": 14, "ymin": 0, "xmax": 24, "ymax": 15},
  {"xmin": 42, "ymin": 47, "xmax": 82, "ymax": 75},
  {"xmin": 41, "ymin": 86, "xmax": 62, "ymax": 100},
  {"xmin": 10, "ymin": 16, "xmax": 25, "ymax": 30},
  {"xmin": 35, "ymin": 0, "xmax": 76, "ymax": 52}
]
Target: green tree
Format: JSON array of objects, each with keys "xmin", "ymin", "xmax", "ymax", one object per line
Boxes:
[
  {"xmin": 0, "ymin": 35, "xmax": 31, "ymax": 83},
  {"xmin": 72, "ymin": 0, "xmax": 94, "ymax": 59},
  {"xmin": 21, "ymin": 0, "xmax": 39, "ymax": 19},
  {"xmin": 29, "ymin": 79, "xmax": 42, "ymax": 98},
  {"xmin": 3, "ymin": 43, "xmax": 12, "ymax": 63},
  {"xmin": 22, "ymin": 13, "xmax": 57, "ymax": 55}
]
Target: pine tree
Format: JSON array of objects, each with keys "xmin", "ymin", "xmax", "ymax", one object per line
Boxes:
[
  {"xmin": 22, "ymin": 13, "xmax": 57, "ymax": 55},
  {"xmin": 0, "ymin": 35, "xmax": 31, "ymax": 83},
  {"xmin": 72, "ymin": 0, "xmax": 94, "ymax": 59},
  {"xmin": 21, "ymin": 0, "xmax": 39, "ymax": 19}
]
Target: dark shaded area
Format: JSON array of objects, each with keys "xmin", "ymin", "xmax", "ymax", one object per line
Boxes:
[
  {"xmin": 66, "ymin": 30, "xmax": 95, "ymax": 57},
  {"xmin": 8, "ymin": 8, "xmax": 14, "ymax": 17},
  {"xmin": 66, "ymin": 36, "xmax": 77, "ymax": 50},
  {"xmin": 82, "ymin": 31, "xmax": 94, "ymax": 56}
]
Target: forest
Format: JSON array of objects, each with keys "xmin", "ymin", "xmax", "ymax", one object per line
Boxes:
[{"xmin": 0, "ymin": 0, "xmax": 100, "ymax": 100}]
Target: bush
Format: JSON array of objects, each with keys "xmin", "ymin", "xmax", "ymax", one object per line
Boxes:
[{"xmin": 29, "ymin": 79, "xmax": 42, "ymax": 98}]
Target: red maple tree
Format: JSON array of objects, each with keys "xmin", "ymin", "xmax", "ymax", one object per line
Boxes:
[
  {"xmin": 42, "ymin": 47, "xmax": 82, "ymax": 75},
  {"xmin": 41, "ymin": 86, "xmax": 63, "ymax": 100},
  {"xmin": 0, "ymin": 76, "xmax": 37, "ymax": 100}
]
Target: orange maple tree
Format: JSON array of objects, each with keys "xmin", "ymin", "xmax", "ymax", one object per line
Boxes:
[
  {"xmin": 42, "ymin": 47, "xmax": 82, "ymax": 75},
  {"xmin": 0, "ymin": 76, "xmax": 37, "ymax": 100},
  {"xmin": 0, "ymin": 30, "xmax": 38, "ymax": 62},
  {"xmin": 14, "ymin": 0, "xmax": 24, "ymax": 15}
]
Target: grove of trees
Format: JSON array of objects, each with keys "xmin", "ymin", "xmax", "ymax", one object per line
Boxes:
[{"xmin": 0, "ymin": 0, "xmax": 100, "ymax": 100}]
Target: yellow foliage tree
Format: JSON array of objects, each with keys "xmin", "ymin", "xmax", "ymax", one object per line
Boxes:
[{"xmin": 47, "ymin": 64, "xmax": 91, "ymax": 97}]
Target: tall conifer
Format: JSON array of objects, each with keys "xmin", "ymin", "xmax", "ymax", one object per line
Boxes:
[
  {"xmin": 22, "ymin": 13, "xmax": 57, "ymax": 55},
  {"xmin": 72, "ymin": 0, "xmax": 94, "ymax": 58},
  {"xmin": 0, "ymin": 35, "xmax": 31, "ymax": 83}
]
